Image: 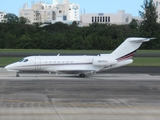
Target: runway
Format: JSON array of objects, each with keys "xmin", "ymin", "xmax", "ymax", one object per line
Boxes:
[{"xmin": 0, "ymin": 68, "xmax": 160, "ymax": 120}]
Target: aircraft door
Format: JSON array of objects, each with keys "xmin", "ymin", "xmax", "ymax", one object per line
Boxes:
[{"xmin": 35, "ymin": 57, "xmax": 41, "ymax": 70}]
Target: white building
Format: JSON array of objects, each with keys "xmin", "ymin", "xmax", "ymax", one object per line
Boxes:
[
  {"xmin": 0, "ymin": 11, "xmax": 6, "ymax": 22},
  {"xmin": 19, "ymin": 0, "xmax": 80, "ymax": 24},
  {"xmin": 153, "ymin": 0, "xmax": 160, "ymax": 23},
  {"xmin": 80, "ymin": 10, "xmax": 139, "ymax": 26}
]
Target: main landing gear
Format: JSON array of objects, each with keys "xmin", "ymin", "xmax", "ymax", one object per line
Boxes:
[
  {"xmin": 16, "ymin": 73, "xmax": 19, "ymax": 77},
  {"xmin": 79, "ymin": 73, "xmax": 86, "ymax": 78}
]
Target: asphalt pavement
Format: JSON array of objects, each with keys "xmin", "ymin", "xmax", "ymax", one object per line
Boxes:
[{"xmin": 0, "ymin": 68, "xmax": 160, "ymax": 120}]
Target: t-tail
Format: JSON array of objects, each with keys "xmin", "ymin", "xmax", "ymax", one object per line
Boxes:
[
  {"xmin": 99, "ymin": 37, "xmax": 154, "ymax": 69},
  {"xmin": 111, "ymin": 37, "xmax": 154, "ymax": 61}
]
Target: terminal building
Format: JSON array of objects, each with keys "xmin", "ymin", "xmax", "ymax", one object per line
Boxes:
[
  {"xmin": 19, "ymin": 0, "xmax": 80, "ymax": 24},
  {"xmin": 0, "ymin": 11, "xmax": 6, "ymax": 22}
]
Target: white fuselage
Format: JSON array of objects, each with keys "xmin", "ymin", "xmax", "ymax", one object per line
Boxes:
[{"xmin": 5, "ymin": 55, "xmax": 133, "ymax": 75}]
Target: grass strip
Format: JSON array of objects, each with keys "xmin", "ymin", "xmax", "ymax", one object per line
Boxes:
[
  {"xmin": 130, "ymin": 57, "xmax": 160, "ymax": 66},
  {"xmin": 0, "ymin": 49, "xmax": 111, "ymax": 54},
  {"xmin": 0, "ymin": 49, "xmax": 160, "ymax": 54}
]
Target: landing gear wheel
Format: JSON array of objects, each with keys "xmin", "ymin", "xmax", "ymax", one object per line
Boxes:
[
  {"xmin": 79, "ymin": 73, "xmax": 85, "ymax": 78},
  {"xmin": 16, "ymin": 73, "xmax": 19, "ymax": 77}
]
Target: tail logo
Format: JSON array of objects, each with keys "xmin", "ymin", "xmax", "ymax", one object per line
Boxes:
[{"xmin": 116, "ymin": 50, "xmax": 137, "ymax": 61}]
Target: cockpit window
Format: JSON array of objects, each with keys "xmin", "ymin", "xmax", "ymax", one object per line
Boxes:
[
  {"xmin": 19, "ymin": 59, "xmax": 24, "ymax": 62},
  {"xmin": 23, "ymin": 59, "xmax": 28, "ymax": 62},
  {"xmin": 18, "ymin": 59, "xmax": 28, "ymax": 62}
]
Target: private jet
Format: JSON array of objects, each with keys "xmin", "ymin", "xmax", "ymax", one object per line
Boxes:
[{"xmin": 5, "ymin": 37, "xmax": 153, "ymax": 77}]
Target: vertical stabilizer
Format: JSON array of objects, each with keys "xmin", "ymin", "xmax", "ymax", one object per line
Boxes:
[{"xmin": 111, "ymin": 37, "xmax": 152, "ymax": 61}]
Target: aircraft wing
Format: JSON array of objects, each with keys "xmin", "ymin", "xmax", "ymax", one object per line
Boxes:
[
  {"xmin": 45, "ymin": 67, "xmax": 99, "ymax": 74},
  {"xmin": 57, "ymin": 70, "xmax": 97, "ymax": 75}
]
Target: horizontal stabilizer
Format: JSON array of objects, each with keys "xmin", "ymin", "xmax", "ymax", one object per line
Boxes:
[
  {"xmin": 111, "ymin": 37, "xmax": 154, "ymax": 60},
  {"xmin": 129, "ymin": 38, "xmax": 156, "ymax": 43}
]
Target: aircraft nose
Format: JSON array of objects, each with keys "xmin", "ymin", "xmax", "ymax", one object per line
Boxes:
[
  {"xmin": 5, "ymin": 65, "xmax": 10, "ymax": 69},
  {"xmin": 5, "ymin": 64, "xmax": 14, "ymax": 70},
  {"xmin": 5, "ymin": 63, "xmax": 19, "ymax": 72}
]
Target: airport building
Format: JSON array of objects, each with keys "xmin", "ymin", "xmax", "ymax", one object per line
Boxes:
[
  {"xmin": 0, "ymin": 11, "xmax": 6, "ymax": 22},
  {"xmin": 19, "ymin": 0, "xmax": 80, "ymax": 24},
  {"xmin": 153, "ymin": 0, "xmax": 160, "ymax": 23},
  {"xmin": 80, "ymin": 10, "xmax": 142, "ymax": 26}
]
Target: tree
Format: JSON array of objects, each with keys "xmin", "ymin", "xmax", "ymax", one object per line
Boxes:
[
  {"xmin": 139, "ymin": 0, "xmax": 158, "ymax": 36},
  {"xmin": 4, "ymin": 13, "xmax": 19, "ymax": 24},
  {"xmin": 19, "ymin": 17, "xmax": 29, "ymax": 24},
  {"xmin": 71, "ymin": 21, "xmax": 78, "ymax": 26},
  {"xmin": 129, "ymin": 19, "xmax": 139, "ymax": 29}
]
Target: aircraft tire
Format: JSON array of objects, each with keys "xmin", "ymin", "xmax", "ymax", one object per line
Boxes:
[
  {"xmin": 79, "ymin": 73, "xmax": 85, "ymax": 78},
  {"xmin": 16, "ymin": 73, "xmax": 19, "ymax": 77}
]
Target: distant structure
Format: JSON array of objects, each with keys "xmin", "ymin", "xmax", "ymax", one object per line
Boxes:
[
  {"xmin": 0, "ymin": 11, "xmax": 6, "ymax": 22},
  {"xmin": 19, "ymin": 0, "xmax": 80, "ymax": 24},
  {"xmin": 53, "ymin": 0, "xmax": 59, "ymax": 5},
  {"xmin": 19, "ymin": 1, "xmax": 142, "ymax": 26},
  {"xmin": 153, "ymin": 0, "xmax": 160, "ymax": 23},
  {"xmin": 80, "ymin": 10, "xmax": 142, "ymax": 26}
]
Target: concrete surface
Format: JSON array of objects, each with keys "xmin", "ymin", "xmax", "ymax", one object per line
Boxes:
[{"xmin": 0, "ymin": 68, "xmax": 160, "ymax": 120}]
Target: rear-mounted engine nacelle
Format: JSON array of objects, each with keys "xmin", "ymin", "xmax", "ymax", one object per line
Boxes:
[{"xmin": 92, "ymin": 56, "xmax": 117, "ymax": 66}]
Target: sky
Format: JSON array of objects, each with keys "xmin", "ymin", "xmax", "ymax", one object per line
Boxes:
[{"xmin": 0, "ymin": 0, "xmax": 144, "ymax": 16}]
